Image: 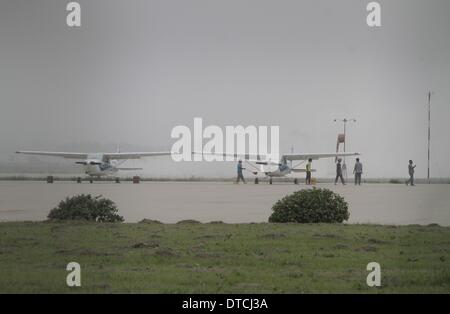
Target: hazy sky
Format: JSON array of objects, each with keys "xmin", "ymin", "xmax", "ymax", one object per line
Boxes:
[{"xmin": 1, "ymin": 0, "xmax": 449, "ymax": 178}]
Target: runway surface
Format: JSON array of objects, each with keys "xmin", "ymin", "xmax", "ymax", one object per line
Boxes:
[{"xmin": 0, "ymin": 181, "xmax": 449, "ymax": 225}]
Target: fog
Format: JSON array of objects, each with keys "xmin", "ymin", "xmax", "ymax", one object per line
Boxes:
[{"xmin": 1, "ymin": 0, "xmax": 449, "ymax": 178}]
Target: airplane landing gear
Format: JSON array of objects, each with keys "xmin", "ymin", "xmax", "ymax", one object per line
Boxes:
[
  {"xmin": 254, "ymin": 178, "xmax": 259, "ymax": 184},
  {"xmin": 76, "ymin": 177, "xmax": 82, "ymax": 183},
  {"xmin": 115, "ymin": 177, "xmax": 120, "ymax": 184},
  {"xmin": 89, "ymin": 178, "xmax": 93, "ymax": 184},
  {"xmin": 269, "ymin": 178, "xmax": 273, "ymax": 185},
  {"xmin": 294, "ymin": 178, "xmax": 298, "ymax": 185}
]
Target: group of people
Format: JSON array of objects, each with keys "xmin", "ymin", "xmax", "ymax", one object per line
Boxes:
[
  {"xmin": 325, "ymin": 158, "xmax": 416, "ymax": 186},
  {"xmin": 236, "ymin": 158, "xmax": 417, "ymax": 186},
  {"xmin": 331, "ymin": 158, "xmax": 363, "ymax": 186}
]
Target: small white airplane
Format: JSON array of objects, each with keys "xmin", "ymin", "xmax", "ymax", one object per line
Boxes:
[
  {"xmin": 194, "ymin": 151, "xmax": 360, "ymax": 184},
  {"xmin": 15, "ymin": 150, "xmax": 172, "ymax": 177}
]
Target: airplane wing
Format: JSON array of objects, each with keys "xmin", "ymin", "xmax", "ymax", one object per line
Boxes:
[
  {"xmin": 283, "ymin": 152, "xmax": 360, "ymax": 161},
  {"xmin": 104, "ymin": 152, "xmax": 172, "ymax": 160},
  {"xmin": 193, "ymin": 151, "xmax": 360, "ymax": 163},
  {"xmin": 16, "ymin": 151, "xmax": 172, "ymax": 160},
  {"xmin": 16, "ymin": 151, "xmax": 88, "ymax": 159}
]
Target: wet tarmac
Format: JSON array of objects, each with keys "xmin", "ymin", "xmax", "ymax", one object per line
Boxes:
[{"xmin": 0, "ymin": 181, "xmax": 449, "ymax": 225}]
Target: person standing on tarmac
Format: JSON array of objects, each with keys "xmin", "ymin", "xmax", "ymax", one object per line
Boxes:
[
  {"xmin": 305, "ymin": 158, "xmax": 312, "ymax": 185},
  {"xmin": 405, "ymin": 160, "xmax": 416, "ymax": 186},
  {"xmin": 335, "ymin": 158, "xmax": 346, "ymax": 185},
  {"xmin": 353, "ymin": 158, "xmax": 363, "ymax": 185},
  {"xmin": 236, "ymin": 160, "xmax": 246, "ymax": 184}
]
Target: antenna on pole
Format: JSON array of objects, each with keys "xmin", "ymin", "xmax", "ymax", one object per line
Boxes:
[
  {"xmin": 333, "ymin": 118, "xmax": 356, "ymax": 179},
  {"xmin": 427, "ymin": 91, "xmax": 432, "ymax": 184}
]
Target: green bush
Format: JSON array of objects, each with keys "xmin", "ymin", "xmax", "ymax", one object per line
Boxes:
[
  {"xmin": 269, "ymin": 188, "xmax": 349, "ymax": 223},
  {"xmin": 48, "ymin": 194, "xmax": 124, "ymax": 222}
]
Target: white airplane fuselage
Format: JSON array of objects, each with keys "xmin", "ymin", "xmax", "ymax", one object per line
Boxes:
[
  {"xmin": 83, "ymin": 162, "xmax": 118, "ymax": 177},
  {"xmin": 253, "ymin": 158, "xmax": 295, "ymax": 178},
  {"xmin": 79, "ymin": 154, "xmax": 119, "ymax": 177},
  {"xmin": 263, "ymin": 163, "xmax": 291, "ymax": 177},
  {"xmin": 16, "ymin": 150, "xmax": 170, "ymax": 177}
]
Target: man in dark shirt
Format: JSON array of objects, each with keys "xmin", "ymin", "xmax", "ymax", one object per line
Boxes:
[
  {"xmin": 353, "ymin": 158, "xmax": 363, "ymax": 185},
  {"xmin": 405, "ymin": 160, "xmax": 416, "ymax": 186},
  {"xmin": 236, "ymin": 160, "xmax": 246, "ymax": 184},
  {"xmin": 305, "ymin": 158, "xmax": 312, "ymax": 185},
  {"xmin": 335, "ymin": 158, "xmax": 345, "ymax": 185}
]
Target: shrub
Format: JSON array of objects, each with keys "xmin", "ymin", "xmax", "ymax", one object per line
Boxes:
[
  {"xmin": 48, "ymin": 194, "xmax": 124, "ymax": 222},
  {"xmin": 268, "ymin": 188, "xmax": 349, "ymax": 223},
  {"xmin": 176, "ymin": 219, "xmax": 201, "ymax": 224},
  {"xmin": 139, "ymin": 219, "xmax": 162, "ymax": 224}
]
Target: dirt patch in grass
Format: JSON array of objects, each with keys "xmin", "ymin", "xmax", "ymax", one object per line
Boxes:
[
  {"xmin": 131, "ymin": 242, "xmax": 160, "ymax": 249},
  {"xmin": 355, "ymin": 246, "xmax": 378, "ymax": 252}
]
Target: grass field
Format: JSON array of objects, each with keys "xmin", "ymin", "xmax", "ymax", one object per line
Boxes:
[{"xmin": 0, "ymin": 221, "xmax": 449, "ymax": 293}]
